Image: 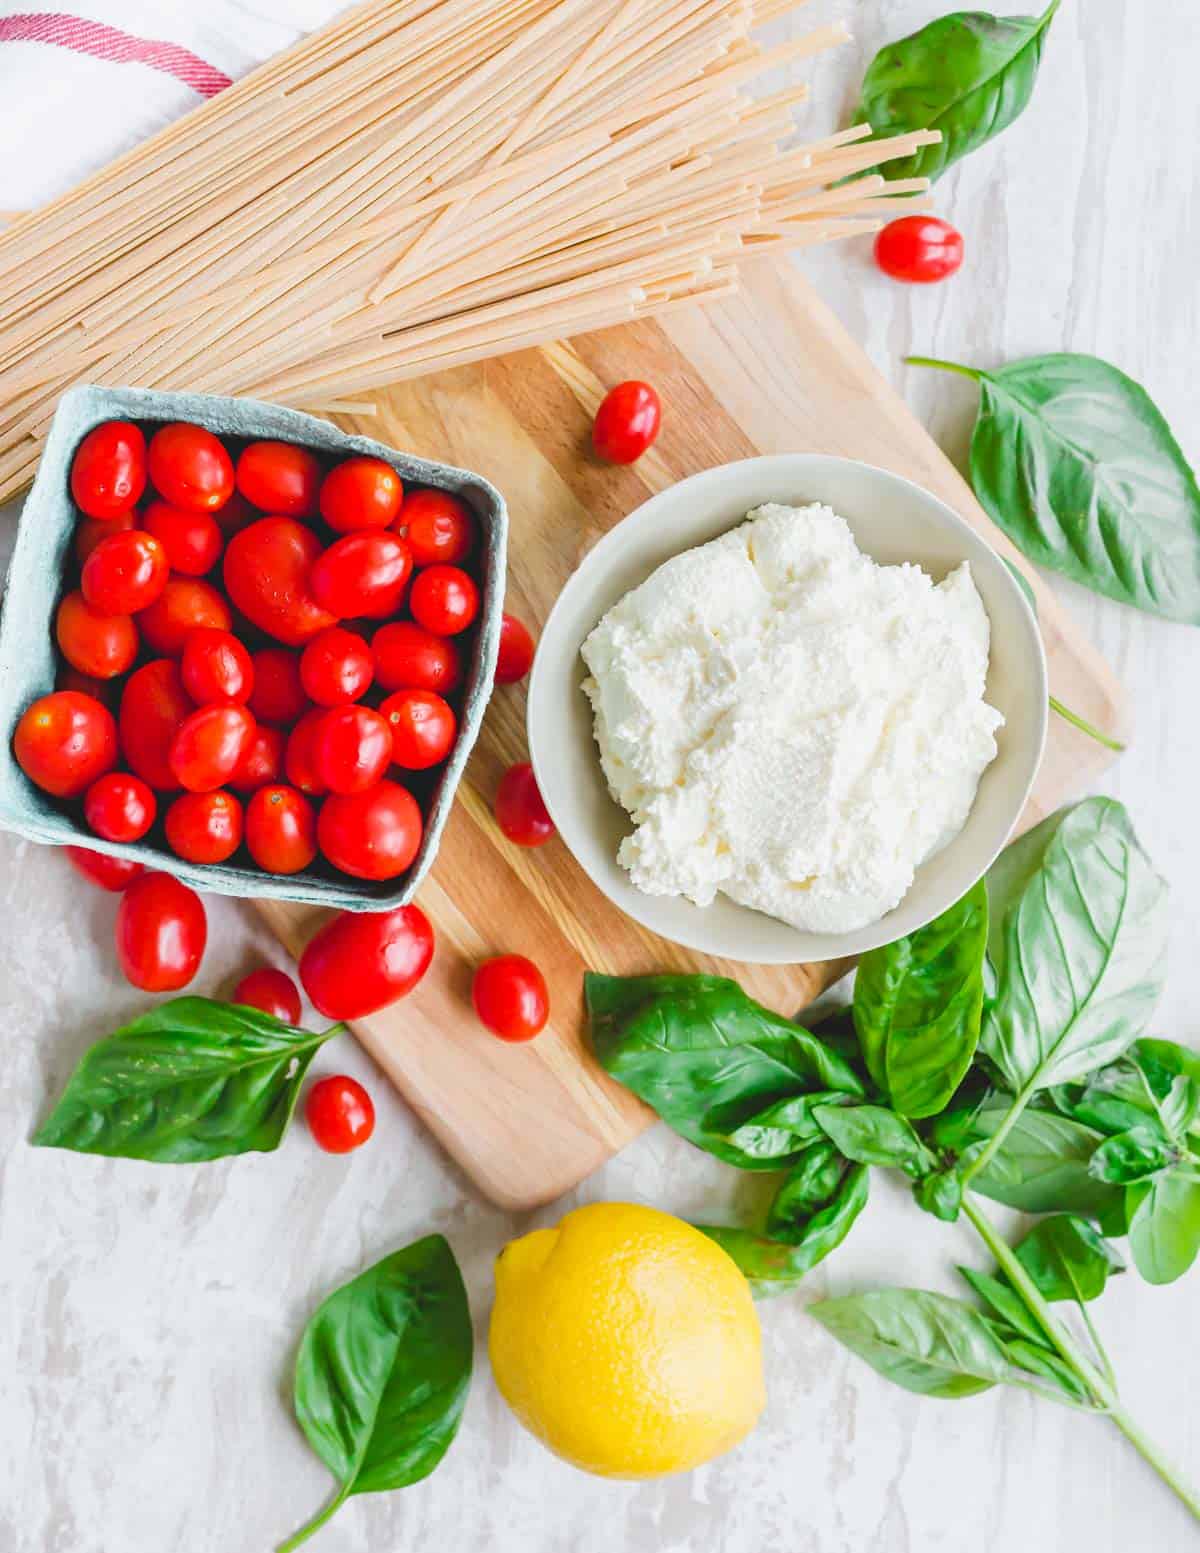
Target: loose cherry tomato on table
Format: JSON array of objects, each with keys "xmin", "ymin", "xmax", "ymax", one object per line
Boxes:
[
  {"xmin": 14, "ymin": 690, "xmax": 117, "ymax": 797},
  {"xmin": 64, "ymin": 844, "xmax": 144, "ymax": 892},
  {"xmin": 874, "ymin": 215, "xmax": 964, "ymax": 283},
  {"xmin": 165, "ymin": 789, "xmax": 244, "ymax": 864},
  {"xmin": 236, "ymin": 441, "xmax": 323, "ymax": 518},
  {"xmin": 137, "ymin": 576, "xmax": 232, "ymax": 656},
  {"xmin": 181, "ymin": 627, "xmax": 254, "ymax": 705},
  {"xmin": 309, "ymin": 532, "xmax": 413, "ymax": 621},
  {"xmin": 300, "ymin": 626, "xmax": 373, "ymax": 706},
  {"xmin": 495, "ymin": 762, "xmax": 555, "ymax": 846},
  {"xmin": 56, "ymin": 590, "xmax": 138, "ymax": 678},
  {"xmin": 395, "ymin": 489, "xmax": 475, "ymax": 566},
  {"xmin": 115, "ymin": 870, "xmax": 207, "ymax": 991},
  {"xmin": 592, "ymin": 380, "xmax": 661, "ymax": 464},
  {"xmin": 142, "ymin": 500, "xmax": 223, "ymax": 576},
  {"xmin": 472, "ymin": 954, "xmax": 549, "ymax": 1041},
  {"xmin": 169, "ymin": 703, "xmax": 256, "ymax": 792},
  {"xmin": 409, "ymin": 565, "xmax": 479, "ymax": 636},
  {"xmin": 319, "ymin": 456, "xmax": 404, "ymax": 533},
  {"xmin": 223, "ymin": 517, "xmax": 336, "ymax": 646},
  {"xmin": 147, "ymin": 423, "xmax": 234, "ymax": 512},
  {"xmin": 70, "ymin": 420, "xmax": 146, "ymax": 519},
  {"xmin": 75, "ymin": 511, "xmax": 135, "ymax": 568},
  {"xmin": 305, "ymin": 1075, "xmax": 375, "ymax": 1153},
  {"xmin": 313, "ymin": 705, "xmax": 393, "ymax": 795},
  {"xmin": 81, "ymin": 529, "xmax": 168, "ymax": 616},
  {"xmin": 245, "ymin": 784, "xmax": 317, "ymax": 874},
  {"xmin": 372, "ymin": 621, "xmax": 462, "ymax": 694},
  {"xmin": 317, "ymin": 779, "xmax": 423, "ymax": 880},
  {"xmin": 285, "ymin": 707, "xmax": 330, "ymax": 797},
  {"xmin": 299, "ymin": 903, "xmax": 434, "ymax": 1020},
  {"xmin": 380, "ymin": 689, "xmax": 456, "ymax": 770},
  {"xmin": 119, "ymin": 659, "xmax": 195, "ymax": 790},
  {"xmin": 248, "ymin": 647, "xmax": 306, "ymax": 726},
  {"xmin": 233, "ymin": 966, "xmax": 302, "ymax": 1025},
  {"xmin": 84, "ymin": 771, "xmax": 157, "ymax": 843},
  {"xmin": 229, "ymin": 723, "xmax": 286, "ymax": 793},
  {"xmin": 495, "ymin": 613, "xmax": 535, "ymax": 685}
]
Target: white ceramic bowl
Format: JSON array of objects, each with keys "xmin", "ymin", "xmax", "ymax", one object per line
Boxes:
[{"xmin": 527, "ymin": 455, "xmax": 1047, "ymax": 965}]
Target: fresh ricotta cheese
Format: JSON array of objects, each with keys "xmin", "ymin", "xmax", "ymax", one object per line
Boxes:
[{"xmin": 580, "ymin": 502, "xmax": 1004, "ymax": 934}]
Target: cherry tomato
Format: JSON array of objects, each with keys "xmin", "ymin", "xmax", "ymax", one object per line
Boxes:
[
  {"xmin": 14, "ymin": 690, "xmax": 117, "ymax": 797},
  {"xmin": 313, "ymin": 705, "xmax": 392, "ymax": 795},
  {"xmin": 137, "ymin": 577, "xmax": 232, "ymax": 656},
  {"xmin": 233, "ymin": 966, "xmax": 302, "ymax": 1024},
  {"xmin": 212, "ymin": 488, "xmax": 259, "ymax": 537},
  {"xmin": 284, "ymin": 707, "xmax": 330, "ymax": 796},
  {"xmin": 247, "ymin": 648, "xmax": 306, "ymax": 726},
  {"xmin": 80, "ymin": 528, "xmax": 168, "ymax": 616},
  {"xmin": 64, "ymin": 844, "xmax": 145, "ymax": 892},
  {"xmin": 299, "ymin": 903, "xmax": 434, "ymax": 1020},
  {"xmin": 56, "ymin": 589, "xmax": 138, "ymax": 679},
  {"xmin": 874, "ymin": 215, "xmax": 964, "ymax": 283},
  {"xmin": 380, "ymin": 689, "xmax": 456, "ymax": 770},
  {"xmin": 169, "ymin": 703, "xmax": 256, "ymax": 792},
  {"xmin": 300, "ymin": 626, "xmax": 373, "ymax": 706},
  {"xmin": 309, "ymin": 532, "xmax": 412, "ymax": 621},
  {"xmin": 147, "ymin": 423, "xmax": 234, "ymax": 512},
  {"xmin": 56, "ymin": 664, "xmax": 120, "ymax": 711},
  {"xmin": 84, "ymin": 771, "xmax": 157, "ymax": 843},
  {"xmin": 229, "ymin": 723, "xmax": 286, "ymax": 793},
  {"xmin": 165, "ymin": 789, "xmax": 244, "ymax": 864},
  {"xmin": 319, "ymin": 456, "xmax": 403, "ymax": 533},
  {"xmin": 223, "ymin": 517, "xmax": 336, "ymax": 646},
  {"xmin": 305, "ymin": 1075, "xmax": 375, "ymax": 1153},
  {"xmin": 245, "ymin": 784, "xmax": 317, "ymax": 874},
  {"xmin": 495, "ymin": 613, "xmax": 535, "ymax": 685},
  {"xmin": 372, "ymin": 621, "xmax": 463, "ymax": 694},
  {"xmin": 115, "ymin": 871, "xmax": 207, "ymax": 991},
  {"xmin": 317, "ymin": 779, "xmax": 422, "ymax": 880},
  {"xmin": 236, "ymin": 441, "xmax": 323, "ymax": 518},
  {"xmin": 409, "ymin": 565, "xmax": 478, "ymax": 636},
  {"xmin": 75, "ymin": 510, "xmax": 135, "ymax": 568},
  {"xmin": 592, "ymin": 380, "xmax": 661, "ymax": 464},
  {"xmin": 472, "ymin": 954, "xmax": 549, "ymax": 1040},
  {"xmin": 396, "ymin": 489, "xmax": 475, "ymax": 566},
  {"xmin": 181, "ymin": 627, "xmax": 254, "ymax": 705},
  {"xmin": 142, "ymin": 499, "xmax": 223, "ymax": 576},
  {"xmin": 495, "ymin": 762, "xmax": 555, "ymax": 846},
  {"xmin": 70, "ymin": 420, "xmax": 146, "ymax": 520},
  {"xmin": 119, "ymin": 659, "xmax": 194, "ymax": 790}
]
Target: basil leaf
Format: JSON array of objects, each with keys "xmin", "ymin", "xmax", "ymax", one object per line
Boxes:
[
  {"xmin": 721, "ymin": 1092, "xmax": 851, "ymax": 1164},
  {"xmin": 853, "ymin": 879, "xmax": 988, "ymax": 1118},
  {"xmin": 958, "ymin": 1266, "xmax": 1044, "ymax": 1344},
  {"xmin": 1127, "ymin": 1172, "xmax": 1200, "ymax": 1285},
  {"xmin": 813, "ymin": 1103, "xmax": 936, "ymax": 1178},
  {"xmin": 912, "ymin": 1166, "xmax": 963, "ymax": 1223},
  {"xmin": 981, "ymin": 799, "xmax": 1169, "ymax": 1094},
  {"xmin": 1014, "ymin": 1215, "xmax": 1124, "ymax": 1303},
  {"xmin": 587, "ymin": 973, "xmax": 863, "ymax": 1168},
  {"xmin": 1000, "ymin": 1337, "xmax": 1096, "ymax": 1408},
  {"xmin": 766, "ymin": 1140, "xmax": 847, "ymax": 1228},
  {"xmin": 1089, "ymin": 1125, "xmax": 1178, "ymax": 1185},
  {"xmin": 34, "ymin": 997, "xmax": 342, "ymax": 1162},
  {"xmin": 1160, "ymin": 1077, "xmax": 1200, "ymax": 1139},
  {"xmin": 956, "ymin": 1105, "xmax": 1120, "ymax": 1216},
  {"xmin": 285, "ymin": 1235, "xmax": 472, "ymax": 1550},
  {"xmin": 854, "ymin": 2, "xmax": 1060, "ymax": 183}
]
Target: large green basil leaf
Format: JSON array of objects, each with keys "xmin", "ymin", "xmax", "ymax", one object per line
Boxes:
[
  {"xmin": 958, "ymin": 1266, "xmax": 1044, "ymax": 1344},
  {"xmin": 1127, "ymin": 1172, "xmax": 1200, "ymax": 1286},
  {"xmin": 284, "ymin": 1235, "xmax": 472, "ymax": 1551},
  {"xmin": 721, "ymin": 1092, "xmax": 851, "ymax": 1164},
  {"xmin": 981, "ymin": 799, "xmax": 1168, "ymax": 1094},
  {"xmin": 587, "ymin": 973, "xmax": 863, "ymax": 1168},
  {"xmin": 1000, "ymin": 1337, "xmax": 1096, "ymax": 1408},
  {"xmin": 853, "ymin": 880, "xmax": 988, "ymax": 1118},
  {"xmin": 1089, "ymin": 1125, "xmax": 1178, "ymax": 1185},
  {"xmin": 912, "ymin": 1166, "xmax": 964, "ymax": 1223},
  {"xmin": 813, "ymin": 1103, "xmax": 936, "ymax": 1178},
  {"xmin": 1014, "ymin": 1215, "xmax": 1124, "ymax": 1302},
  {"xmin": 952, "ymin": 1105, "xmax": 1121, "ymax": 1216},
  {"xmin": 766, "ymin": 1140, "xmax": 847, "ymax": 1228},
  {"xmin": 854, "ymin": 2, "xmax": 1060, "ymax": 183},
  {"xmin": 34, "ymin": 997, "xmax": 342, "ymax": 1162}
]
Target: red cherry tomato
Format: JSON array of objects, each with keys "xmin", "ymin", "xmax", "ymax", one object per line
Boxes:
[
  {"xmin": 56, "ymin": 589, "xmax": 138, "ymax": 679},
  {"xmin": 299, "ymin": 627, "xmax": 373, "ymax": 707},
  {"xmin": 232, "ymin": 966, "xmax": 302, "ymax": 1025},
  {"xmin": 372, "ymin": 621, "xmax": 463, "ymax": 694},
  {"xmin": 319, "ymin": 456, "xmax": 403, "ymax": 533},
  {"xmin": 380, "ymin": 689, "xmax": 456, "ymax": 771},
  {"xmin": 495, "ymin": 613, "xmax": 535, "ymax": 685},
  {"xmin": 142, "ymin": 499, "xmax": 223, "ymax": 576},
  {"xmin": 472, "ymin": 954, "xmax": 549, "ymax": 1041},
  {"xmin": 284, "ymin": 707, "xmax": 330, "ymax": 796},
  {"xmin": 313, "ymin": 705, "xmax": 392, "ymax": 795},
  {"xmin": 592, "ymin": 380, "xmax": 661, "ymax": 464},
  {"xmin": 223, "ymin": 517, "xmax": 336, "ymax": 646},
  {"xmin": 409, "ymin": 565, "xmax": 478, "ymax": 636},
  {"xmin": 181, "ymin": 627, "xmax": 254, "ymax": 705},
  {"xmin": 70, "ymin": 420, "xmax": 146, "ymax": 520},
  {"xmin": 80, "ymin": 528, "xmax": 168, "ymax": 616},
  {"xmin": 212, "ymin": 488, "xmax": 259, "ymax": 537},
  {"xmin": 115, "ymin": 871, "xmax": 207, "ymax": 991},
  {"xmin": 164, "ymin": 789, "xmax": 243, "ymax": 864},
  {"xmin": 169, "ymin": 703, "xmax": 256, "ymax": 792},
  {"xmin": 309, "ymin": 532, "xmax": 413, "ymax": 621},
  {"xmin": 247, "ymin": 648, "xmax": 307, "ymax": 726},
  {"xmin": 137, "ymin": 577, "xmax": 232, "ymax": 656},
  {"xmin": 299, "ymin": 903, "xmax": 434, "ymax": 1020},
  {"xmin": 236, "ymin": 441, "xmax": 323, "ymax": 518},
  {"xmin": 84, "ymin": 771, "xmax": 157, "ymax": 843},
  {"xmin": 229, "ymin": 723, "xmax": 286, "ymax": 793},
  {"xmin": 395, "ymin": 489, "xmax": 475, "ymax": 566},
  {"xmin": 14, "ymin": 690, "xmax": 117, "ymax": 797},
  {"xmin": 119, "ymin": 659, "xmax": 194, "ymax": 790},
  {"xmin": 874, "ymin": 216, "xmax": 964, "ymax": 283},
  {"xmin": 495, "ymin": 762, "xmax": 555, "ymax": 846},
  {"xmin": 56, "ymin": 664, "xmax": 120, "ymax": 711},
  {"xmin": 317, "ymin": 779, "xmax": 423, "ymax": 880},
  {"xmin": 305, "ymin": 1075, "xmax": 375, "ymax": 1153},
  {"xmin": 75, "ymin": 510, "xmax": 135, "ymax": 567},
  {"xmin": 147, "ymin": 423, "xmax": 234, "ymax": 512},
  {"xmin": 64, "ymin": 844, "xmax": 145, "ymax": 892},
  {"xmin": 245, "ymin": 784, "xmax": 317, "ymax": 874}
]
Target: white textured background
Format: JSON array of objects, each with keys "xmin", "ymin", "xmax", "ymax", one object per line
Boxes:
[{"xmin": 3, "ymin": 3, "xmax": 1200, "ymax": 1550}]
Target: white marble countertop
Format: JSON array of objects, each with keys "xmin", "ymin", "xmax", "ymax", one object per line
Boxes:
[{"xmin": 4, "ymin": 4, "xmax": 1200, "ymax": 1550}]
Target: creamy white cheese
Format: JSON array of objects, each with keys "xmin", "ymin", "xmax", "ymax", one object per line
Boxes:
[{"xmin": 580, "ymin": 502, "xmax": 1004, "ymax": 934}]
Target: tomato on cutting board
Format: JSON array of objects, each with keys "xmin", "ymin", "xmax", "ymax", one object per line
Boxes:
[
  {"xmin": 495, "ymin": 613, "xmax": 535, "ymax": 685},
  {"xmin": 495, "ymin": 762, "xmax": 555, "ymax": 846},
  {"xmin": 299, "ymin": 904, "xmax": 434, "ymax": 1020},
  {"xmin": 592, "ymin": 380, "xmax": 661, "ymax": 464},
  {"xmin": 472, "ymin": 954, "xmax": 549, "ymax": 1041}
]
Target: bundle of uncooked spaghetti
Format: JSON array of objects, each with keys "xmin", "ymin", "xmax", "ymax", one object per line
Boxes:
[{"xmin": 0, "ymin": 0, "xmax": 935, "ymax": 504}]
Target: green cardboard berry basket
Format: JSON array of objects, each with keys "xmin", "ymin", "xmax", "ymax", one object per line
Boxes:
[{"xmin": 0, "ymin": 385, "xmax": 508, "ymax": 911}]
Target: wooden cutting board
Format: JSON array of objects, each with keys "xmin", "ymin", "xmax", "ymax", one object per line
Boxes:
[{"xmin": 256, "ymin": 258, "xmax": 1127, "ymax": 1211}]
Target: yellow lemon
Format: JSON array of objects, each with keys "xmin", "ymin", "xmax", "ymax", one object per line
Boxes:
[{"xmin": 489, "ymin": 1201, "xmax": 765, "ymax": 1478}]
